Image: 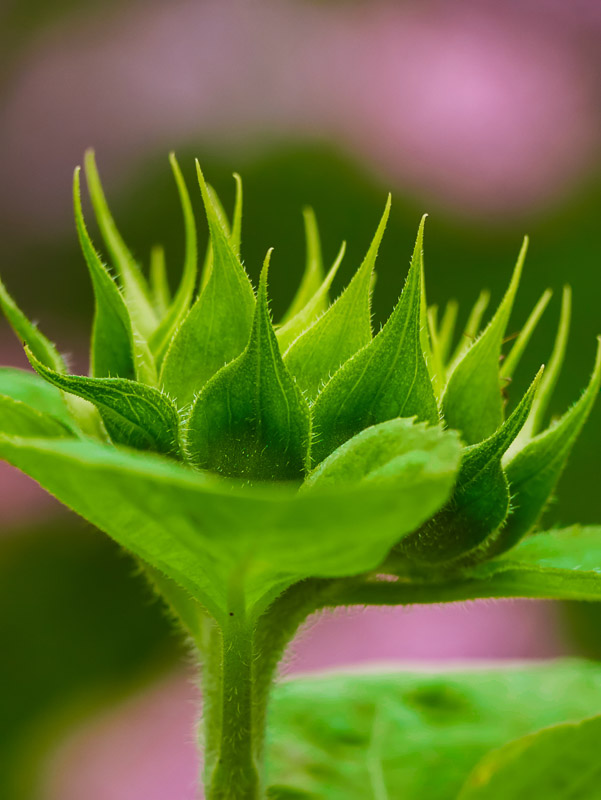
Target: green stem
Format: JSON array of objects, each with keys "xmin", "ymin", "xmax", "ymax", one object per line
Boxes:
[{"xmin": 206, "ymin": 597, "xmax": 261, "ymax": 800}]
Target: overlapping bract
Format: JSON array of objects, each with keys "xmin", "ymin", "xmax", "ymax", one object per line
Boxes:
[{"xmin": 1, "ymin": 154, "xmax": 600, "ymax": 614}]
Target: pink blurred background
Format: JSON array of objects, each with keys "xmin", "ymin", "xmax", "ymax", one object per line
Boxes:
[{"xmin": 1, "ymin": 1, "xmax": 600, "ymax": 798}]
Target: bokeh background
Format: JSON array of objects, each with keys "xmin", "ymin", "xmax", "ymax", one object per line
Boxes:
[{"xmin": 1, "ymin": 1, "xmax": 600, "ymax": 798}]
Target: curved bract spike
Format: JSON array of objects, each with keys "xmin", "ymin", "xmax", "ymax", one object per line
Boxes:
[
  {"xmin": 522, "ymin": 285, "xmax": 572, "ymax": 442},
  {"xmin": 419, "ymin": 239, "xmax": 435, "ymax": 383},
  {"xmin": 401, "ymin": 366, "xmax": 543, "ymax": 565},
  {"xmin": 83, "ymin": 150, "xmax": 157, "ymax": 338},
  {"xmin": 438, "ymin": 299, "xmax": 459, "ymax": 367},
  {"xmin": 490, "ymin": 337, "xmax": 601, "ymax": 556},
  {"xmin": 74, "ymin": 168, "xmax": 157, "ymax": 386},
  {"xmin": 149, "ymin": 154, "xmax": 198, "ymax": 362},
  {"xmin": 280, "ymin": 207, "xmax": 325, "ymax": 325},
  {"xmin": 443, "ymin": 238, "xmax": 527, "ymax": 445},
  {"xmin": 449, "ymin": 289, "xmax": 491, "ymax": 368},
  {"xmin": 199, "ymin": 181, "xmax": 233, "ymax": 294},
  {"xmin": 277, "ymin": 240, "xmax": 346, "ymax": 353},
  {"xmin": 230, "ymin": 172, "xmax": 243, "ymax": 258},
  {"xmin": 74, "ymin": 167, "xmax": 136, "ymax": 380},
  {"xmin": 186, "ymin": 250, "xmax": 311, "ymax": 481},
  {"xmin": 501, "ymin": 288, "xmax": 552, "ymax": 379},
  {"xmin": 311, "ymin": 215, "xmax": 438, "ymax": 466},
  {"xmin": 0, "ymin": 276, "xmax": 66, "ymax": 374},
  {"xmin": 159, "ymin": 164, "xmax": 256, "ymax": 408},
  {"xmin": 284, "ymin": 195, "xmax": 391, "ymax": 400},
  {"xmin": 149, "ymin": 245, "xmax": 170, "ymax": 316}
]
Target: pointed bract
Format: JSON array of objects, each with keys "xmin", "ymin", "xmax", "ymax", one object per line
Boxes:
[
  {"xmin": 284, "ymin": 197, "xmax": 391, "ymax": 400},
  {"xmin": 149, "ymin": 154, "xmax": 198, "ymax": 362},
  {"xmin": 276, "ymin": 241, "xmax": 346, "ymax": 353},
  {"xmin": 159, "ymin": 163, "xmax": 256, "ymax": 407},
  {"xmin": 443, "ymin": 239, "xmax": 527, "ymax": 444},
  {"xmin": 281, "ymin": 207, "xmax": 326, "ymax": 324},
  {"xmin": 186, "ymin": 252, "xmax": 311, "ymax": 481},
  {"xmin": 402, "ymin": 368, "xmax": 542, "ymax": 564},
  {"xmin": 311, "ymin": 215, "xmax": 438, "ymax": 466},
  {"xmin": 84, "ymin": 150, "xmax": 157, "ymax": 337},
  {"xmin": 491, "ymin": 338, "xmax": 601, "ymax": 555}
]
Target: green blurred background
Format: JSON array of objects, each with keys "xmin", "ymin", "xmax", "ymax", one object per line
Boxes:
[{"xmin": 0, "ymin": 1, "xmax": 600, "ymax": 798}]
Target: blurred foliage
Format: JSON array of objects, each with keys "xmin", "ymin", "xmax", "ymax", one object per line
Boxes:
[
  {"xmin": 0, "ymin": 518, "xmax": 181, "ymax": 799},
  {"xmin": 266, "ymin": 660, "xmax": 601, "ymax": 798}
]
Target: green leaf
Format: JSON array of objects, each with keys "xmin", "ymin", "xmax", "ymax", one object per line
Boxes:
[
  {"xmin": 73, "ymin": 167, "xmax": 140, "ymax": 382},
  {"xmin": 27, "ymin": 351, "xmax": 180, "ymax": 456},
  {"xmin": 284, "ymin": 197, "xmax": 391, "ymax": 400},
  {"xmin": 83, "ymin": 150, "xmax": 158, "ymax": 338},
  {"xmin": 0, "ymin": 367, "xmax": 72, "ymax": 424},
  {"xmin": 458, "ymin": 715, "xmax": 601, "ymax": 800},
  {"xmin": 0, "ymin": 277, "xmax": 66, "ymax": 374},
  {"xmin": 304, "ymin": 418, "xmax": 460, "ymax": 492},
  {"xmin": 265, "ymin": 660, "xmax": 601, "ymax": 800},
  {"xmin": 401, "ymin": 368, "xmax": 542, "ymax": 565},
  {"xmin": 500, "ymin": 288, "xmax": 552, "ymax": 379},
  {"xmin": 276, "ymin": 242, "xmax": 346, "ymax": 353},
  {"xmin": 148, "ymin": 154, "xmax": 198, "ymax": 362},
  {"xmin": 311, "ymin": 215, "xmax": 438, "ymax": 466},
  {"xmin": 490, "ymin": 338, "xmax": 601, "ymax": 555},
  {"xmin": 0, "ymin": 394, "xmax": 74, "ymax": 438},
  {"xmin": 340, "ymin": 526, "xmax": 601, "ymax": 606},
  {"xmin": 471, "ymin": 525, "xmax": 601, "ymax": 601},
  {"xmin": 186, "ymin": 252, "xmax": 311, "ymax": 481},
  {"xmin": 149, "ymin": 244, "xmax": 170, "ymax": 316},
  {"xmin": 159, "ymin": 163, "xmax": 256, "ymax": 408},
  {"xmin": 280, "ymin": 207, "xmax": 326, "ymax": 324},
  {"xmin": 0, "ymin": 424, "xmax": 458, "ymax": 621},
  {"xmin": 443, "ymin": 241, "xmax": 527, "ymax": 444}
]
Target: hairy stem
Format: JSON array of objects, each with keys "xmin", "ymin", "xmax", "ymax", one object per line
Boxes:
[{"xmin": 205, "ymin": 580, "xmax": 261, "ymax": 800}]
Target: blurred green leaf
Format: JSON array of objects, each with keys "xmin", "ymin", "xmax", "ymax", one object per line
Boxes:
[
  {"xmin": 311, "ymin": 215, "xmax": 438, "ymax": 465},
  {"xmin": 265, "ymin": 661, "xmax": 601, "ymax": 800},
  {"xmin": 0, "ymin": 277, "xmax": 66, "ymax": 373},
  {"xmin": 0, "ymin": 394, "xmax": 73, "ymax": 437},
  {"xmin": 0, "ymin": 368, "xmax": 71, "ymax": 423},
  {"xmin": 458, "ymin": 715, "xmax": 601, "ymax": 800}
]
